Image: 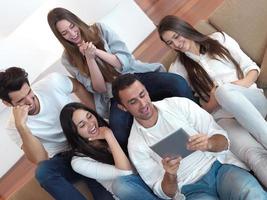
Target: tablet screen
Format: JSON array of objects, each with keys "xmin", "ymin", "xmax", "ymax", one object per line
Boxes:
[{"xmin": 150, "ymin": 128, "xmax": 194, "ymax": 158}]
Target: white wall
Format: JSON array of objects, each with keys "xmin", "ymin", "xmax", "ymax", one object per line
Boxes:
[{"xmin": 0, "ymin": 0, "xmax": 155, "ymax": 177}]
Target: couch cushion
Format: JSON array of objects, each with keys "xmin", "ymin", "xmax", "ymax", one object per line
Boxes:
[
  {"xmin": 194, "ymin": 20, "xmax": 217, "ymax": 35},
  {"xmin": 208, "ymin": 0, "xmax": 267, "ymax": 65}
]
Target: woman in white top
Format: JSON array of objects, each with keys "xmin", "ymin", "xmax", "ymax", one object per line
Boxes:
[
  {"xmin": 157, "ymin": 15, "xmax": 267, "ymax": 187},
  {"xmin": 60, "ymin": 102, "xmax": 163, "ymax": 200}
]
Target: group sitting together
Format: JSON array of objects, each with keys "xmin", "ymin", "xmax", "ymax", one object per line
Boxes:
[{"xmin": 0, "ymin": 7, "xmax": 267, "ymax": 200}]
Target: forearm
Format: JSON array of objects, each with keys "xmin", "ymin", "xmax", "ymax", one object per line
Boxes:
[
  {"xmin": 105, "ymin": 133, "xmax": 131, "ymax": 170},
  {"xmin": 16, "ymin": 124, "xmax": 48, "ymax": 164},
  {"xmin": 85, "ymin": 57, "xmax": 107, "ymax": 92},
  {"xmin": 161, "ymin": 172, "xmax": 178, "ymax": 198},
  {"xmin": 200, "ymin": 97, "xmax": 219, "ymax": 113},
  {"xmin": 232, "ymin": 69, "xmax": 259, "ymax": 87},
  {"xmin": 95, "ymin": 49, "xmax": 122, "ymax": 70},
  {"xmin": 208, "ymin": 134, "xmax": 228, "ymax": 152}
]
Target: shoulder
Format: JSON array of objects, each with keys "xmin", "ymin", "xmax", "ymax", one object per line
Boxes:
[{"xmin": 209, "ymin": 32, "xmax": 240, "ymax": 48}]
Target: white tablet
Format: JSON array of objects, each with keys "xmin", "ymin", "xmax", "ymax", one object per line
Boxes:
[{"xmin": 150, "ymin": 128, "xmax": 194, "ymax": 158}]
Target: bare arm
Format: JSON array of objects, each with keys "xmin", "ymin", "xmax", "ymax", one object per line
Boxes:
[
  {"xmin": 80, "ymin": 41, "xmax": 107, "ymax": 93},
  {"xmin": 231, "ymin": 69, "xmax": 259, "ymax": 88},
  {"xmin": 200, "ymin": 87, "xmax": 219, "ymax": 113},
  {"xmin": 95, "ymin": 49, "xmax": 122, "ymax": 70},
  {"xmin": 161, "ymin": 157, "xmax": 181, "ymax": 198},
  {"xmin": 187, "ymin": 133, "xmax": 228, "ymax": 152},
  {"xmin": 70, "ymin": 77, "xmax": 95, "ymax": 110},
  {"xmin": 89, "ymin": 127, "xmax": 132, "ymax": 170},
  {"xmin": 13, "ymin": 105, "xmax": 48, "ymax": 164}
]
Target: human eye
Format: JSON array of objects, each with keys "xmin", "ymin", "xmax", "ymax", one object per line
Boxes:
[
  {"xmin": 140, "ymin": 91, "xmax": 145, "ymax": 98},
  {"xmin": 86, "ymin": 112, "xmax": 92, "ymax": 119},
  {"xmin": 61, "ymin": 31, "xmax": 67, "ymax": 36},
  {"xmin": 70, "ymin": 23, "xmax": 75, "ymax": 29},
  {"xmin": 78, "ymin": 122, "xmax": 85, "ymax": 129},
  {"xmin": 129, "ymin": 99, "xmax": 136, "ymax": 105}
]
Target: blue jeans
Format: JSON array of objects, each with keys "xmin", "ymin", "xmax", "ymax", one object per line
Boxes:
[
  {"xmin": 35, "ymin": 153, "xmax": 114, "ymax": 200},
  {"xmin": 112, "ymin": 174, "xmax": 165, "ymax": 200},
  {"xmin": 110, "ymin": 72, "xmax": 195, "ymax": 153},
  {"xmin": 181, "ymin": 161, "xmax": 267, "ymax": 200}
]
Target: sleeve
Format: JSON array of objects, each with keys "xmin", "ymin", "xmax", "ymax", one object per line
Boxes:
[
  {"xmin": 44, "ymin": 72, "xmax": 73, "ymax": 96},
  {"xmin": 212, "ymin": 32, "xmax": 260, "ymax": 76},
  {"xmin": 128, "ymin": 135, "xmax": 177, "ymax": 199},
  {"xmin": 169, "ymin": 57, "xmax": 190, "ymax": 85},
  {"xmin": 98, "ymin": 23, "xmax": 133, "ymax": 69},
  {"xmin": 71, "ymin": 156, "xmax": 132, "ymax": 181},
  {"xmin": 61, "ymin": 53, "xmax": 95, "ymax": 93},
  {"xmin": 168, "ymin": 97, "xmax": 229, "ymax": 146}
]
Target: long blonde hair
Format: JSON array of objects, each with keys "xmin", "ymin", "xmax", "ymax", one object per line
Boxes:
[{"xmin": 47, "ymin": 7, "xmax": 119, "ymax": 82}]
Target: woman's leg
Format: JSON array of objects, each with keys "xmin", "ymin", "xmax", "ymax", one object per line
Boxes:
[
  {"xmin": 215, "ymin": 83, "xmax": 267, "ymax": 148},
  {"xmin": 112, "ymin": 174, "xmax": 165, "ymax": 200},
  {"xmin": 217, "ymin": 164, "xmax": 267, "ymax": 200},
  {"xmin": 217, "ymin": 118, "xmax": 267, "ymax": 188}
]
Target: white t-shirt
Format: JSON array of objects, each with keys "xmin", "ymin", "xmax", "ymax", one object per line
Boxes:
[
  {"xmin": 8, "ymin": 73, "xmax": 73, "ymax": 157},
  {"xmin": 71, "ymin": 156, "xmax": 132, "ymax": 199},
  {"xmin": 169, "ymin": 32, "xmax": 261, "ymax": 119},
  {"xmin": 128, "ymin": 97, "xmax": 247, "ymax": 199}
]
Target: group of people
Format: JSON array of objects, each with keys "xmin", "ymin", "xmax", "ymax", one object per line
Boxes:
[{"xmin": 0, "ymin": 7, "xmax": 267, "ymax": 200}]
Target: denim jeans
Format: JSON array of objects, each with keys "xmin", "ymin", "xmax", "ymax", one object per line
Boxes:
[
  {"xmin": 109, "ymin": 72, "xmax": 195, "ymax": 153},
  {"xmin": 35, "ymin": 153, "xmax": 114, "ymax": 200},
  {"xmin": 112, "ymin": 174, "xmax": 165, "ymax": 200},
  {"xmin": 181, "ymin": 161, "xmax": 267, "ymax": 200},
  {"xmin": 215, "ymin": 83, "xmax": 267, "ymax": 148}
]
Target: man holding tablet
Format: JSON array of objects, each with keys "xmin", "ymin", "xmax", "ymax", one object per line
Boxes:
[{"xmin": 112, "ymin": 73, "xmax": 267, "ymax": 200}]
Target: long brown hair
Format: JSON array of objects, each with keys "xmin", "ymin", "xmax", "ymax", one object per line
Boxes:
[
  {"xmin": 60, "ymin": 102, "xmax": 114, "ymax": 165},
  {"xmin": 158, "ymin": 15, "xmax": 243, "ymax": 102},
  {"xmin": 47, "ymin": 7, "xmax": 119, "ymax": 82}
]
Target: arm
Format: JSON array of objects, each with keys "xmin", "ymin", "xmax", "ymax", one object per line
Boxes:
[
  {"xmin": 187, "ymin": 133, "xmax": 228, "ymax": 152},
  {"xmin": 231, "ymin": 69, "xmax": 259, "ymax": 88},
  {"xmin": 161, "ymin": 157, "xmax": 181, "ymax": 198},
  {"xmin": 200, "ymin": 87, "xmax": 219, "ymax": 113},
  {"xmin": 13, "ymin": 105, "xmax": 48, "ymax": 164},
  {"xmin": 79, "ymin": 41, "xmax": 107, "ymax": 93},
  {"xmin": 89, "ymin": 127, "xmax": 131, "ymax": 170},
  {"xmin": 70, "ymin": 77, "xmax": 95, "ymax": 110},
  {"xmin": 95, "ymin": 48, "xmax": 122, "ymax": 70}
]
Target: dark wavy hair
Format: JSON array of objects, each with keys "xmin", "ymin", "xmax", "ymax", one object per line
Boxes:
[
  {"xmin": 60, "ymin": 102, "xmax": 114, "ymax": 164},
  {"xmin": 158, "ymin": 15, "xmax": 244, "ymax": 102},
  {"xmin": 0, "ymin": 67, "xmax": 29, "ymax": 104},
  {"xmin": 47, "ymin": 7, "xmax": 119, "ymax": 82}
]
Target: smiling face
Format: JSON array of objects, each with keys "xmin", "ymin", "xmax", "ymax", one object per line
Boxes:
[
  {"xmin": 56, "ymin": 19, "xmax": 82, "ymax": 44},
  {"xmin": 161, "ymin": 30, "xmax": 195, "ymax": 53},
  {"xmin": 118, "ymin": 80, "xmax": 157, "ymax": 126},
  {"xmin": 72, "ymin": 109, "xmax": 99, "ymax": 139},
  {"xmin": 8, "ymin": 83, "xmax": 39, "ymax": 115}
]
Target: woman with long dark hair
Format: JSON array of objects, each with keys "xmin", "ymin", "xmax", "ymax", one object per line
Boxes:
[
  {"xmin": 60, "ymin": 102, "xmax": 165, "ymax": 200},
  {"xmin": 158, "ymin": 15, "xmax": 267, "ymax": 187},
  {"xmin": 48, "ymin": 8, "xmax": 195, "ymax": 153}
]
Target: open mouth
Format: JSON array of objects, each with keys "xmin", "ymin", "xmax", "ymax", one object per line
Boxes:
[{"xmin": 89, "ymin": 125, "xmax": 97, "ymax": 135}]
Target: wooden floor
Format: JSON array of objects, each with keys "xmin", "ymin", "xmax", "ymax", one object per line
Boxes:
[{"xmin": 0, "ymin": 0, "xmax": 224, "ymax": 199}]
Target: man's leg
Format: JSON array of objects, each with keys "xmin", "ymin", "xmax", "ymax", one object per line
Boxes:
[
  {"xmin": 136, "ymin": 72, "xmax": 196, "ymax": 102},
  {"xmin": 217, "ymin": 164, "xmax": 267, "ymax": 200},
  {"xmin": 112, "ymin": 174, "xmax": 165, "ymax": 200},
  {"xmin": 35, "ymin": 154, "xmax": 114, "ymax": 200}
]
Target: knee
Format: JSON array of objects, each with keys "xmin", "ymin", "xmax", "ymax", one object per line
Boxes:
[{"xmin": 112, "ymin": 176, "xmax": 134, "ymax": 199}]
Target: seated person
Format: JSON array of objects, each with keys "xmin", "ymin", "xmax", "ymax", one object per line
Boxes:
[
  {"xmin": 111, "ymin": 73, "xmax": 267, "ymax": 200},
  {"xmin": 47, "ymin": 7, "xmax": 195, "ymax": 153},
  {"xmin": 0, "ymin": 67, "xmax": 113, "ymax": 200},
  {"xmin": 157, "ymin": 15, "xmax": 267, "ymax": 187},
  {"xmin": 60, "ymin": 102, "xmax": 164, "ymax": 200}
]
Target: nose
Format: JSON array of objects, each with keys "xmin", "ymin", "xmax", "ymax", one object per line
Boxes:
[
  {"xmin": 69, "ymin": 29, "xmax": 76, "ymax": 37},
  {"xmin": 139, "ymin": 98, "xmax": 146, "ymax": 107},
  {"xmin": 172, "ymin": 39, "xmax": 181, "ymax": 48},
  {"xmin": 25, "ymin": 94, "xmax": 34, "ymax": 105}
]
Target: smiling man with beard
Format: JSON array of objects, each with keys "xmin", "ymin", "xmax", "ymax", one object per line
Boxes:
[{"xmin": 0, "ymin": 67, "xmax": 115, "ymax": 200}]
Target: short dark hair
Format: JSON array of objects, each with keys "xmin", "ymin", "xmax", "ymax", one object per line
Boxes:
[
  {"xmin": 0, "ymin": 67, "xmax": 29, "ymax": 103},
  {"xmin": 112, "ymin": 73, "xmax": 139, "ymax": 104}
]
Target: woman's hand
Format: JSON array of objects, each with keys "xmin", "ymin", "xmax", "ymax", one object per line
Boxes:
[
  {"xmin": 78, "ymin": 41, "xmax": 97, "ymax": 59},
  {"xmin": 88, "ymin": 126, "xmax": 112, "ymax": 141},
  {"xmin": 200, "ymin": 86, "xmax": 219, "ymax": 113}
]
